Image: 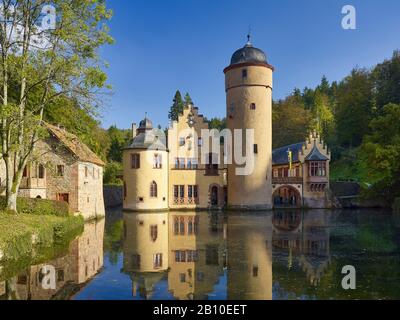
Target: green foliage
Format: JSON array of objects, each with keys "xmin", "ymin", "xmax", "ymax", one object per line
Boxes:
[
  {"xmin": 207, "ymin": 117, "xmax": 227, "ymax": 131},
  {"xmin": 335, "ymin": 68, "xmax": 374, "ymax": 148},
  {"xmin": 104, "ymin": 161, "xmax": 123, "ymax": 185},
  {"xmin": 103, "ymin": 220, "xmax": 124, "ymax": 265},
  {"xmin": 184, "ymin": 92, "xmax": 193, "ymax": 106},
  {"xmin": 168, "ymin": 90, "xmax": 185, "ymax": 121},
  {"xmin": 358, "ymin": 103, "xmax": 400, "ymax": 204},
  {"xmin": 106, "ymin": 126, "xmax": 132, "ymax": 163},
  {"xmin": 0, "ymin": 196, "xmax": 70, "ymax": 217},
  {"xmin": 372, "ymin": 50, "xmax": 400, "ymax": 112},
  {"xmin": 0, "ymin": 211, "xmax": 83, "ymax": 265},
  {"xmin": 272, "ymin": 95, "xmax": 313, "ymax": 148}
]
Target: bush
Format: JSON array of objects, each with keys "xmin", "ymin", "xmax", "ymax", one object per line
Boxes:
[{"xmin": 0, "ymin": 196, "xmax": 69, "ymax": 216}]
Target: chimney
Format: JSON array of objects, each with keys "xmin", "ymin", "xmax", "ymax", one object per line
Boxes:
[{"xmin": 132, "ymin": 123, "xmax": 137, "ymax": 139}]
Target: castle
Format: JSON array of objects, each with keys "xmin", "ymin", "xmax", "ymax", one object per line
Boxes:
[{"xmin": 123, "ymin": 39, "xmax": 331, "ymax": 211}]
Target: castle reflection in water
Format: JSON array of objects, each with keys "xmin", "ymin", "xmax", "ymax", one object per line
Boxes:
[
  {"xmin": 122, "ymin": 210, "xmax": 331, "ymax": 300},
  {"xmin": 0, "ymin": 210, "xmax": 332, "ymax": 300}
]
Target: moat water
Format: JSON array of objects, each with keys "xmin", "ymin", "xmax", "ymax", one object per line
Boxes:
[{"xmin": 1, "ymin": 209, "xmax": 400, "ymax": 300}]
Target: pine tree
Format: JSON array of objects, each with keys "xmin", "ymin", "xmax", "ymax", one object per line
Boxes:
[
  {"xmin": 168, "ymin": 90, "xmax": 185, "ymax": 121},
  {"xmin": 184, "ymin": 92, "xmax": 193, "ymax": 106}
]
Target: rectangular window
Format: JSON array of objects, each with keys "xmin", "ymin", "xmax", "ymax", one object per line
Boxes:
[
  {"xmin": 309, "ymin": 162, "xmax": 327, "ymax": 177},
  {"xmin": 186, "ymin": 158, "xmax": 198, "ymax": 169},
  {"xmin": 85, "ymin": 166, "xmax": 88, "ymax": 178},
  {"xmin": 153, "ymin": 154, "xmax": 162, "ymax": 169},
  {"xmin": 179, "ymin": 185, "xmax": 185, "ymax": 198},
  {"xmin": 250, "ymin": 103, "xmax": 256, "ymax": 110},
  {"xmin": 132, "ymin": 254, "xmax": 141, "ymax": 269},
  {"xmin": 23, "ymin": 166, "xmax": 28, "ymax": 177},
  {"xmin": 57, "ymin": 165, "xmax": 64, "ymax": 177},
  {"xmin": 254, "ymin": 144, "xmax": 258, "ymax": 154},
  {"xmin": 38, "ymin": 165, "xmax": 45, "ymax": 179},
  {"xmin": 131, "ymin": 154, "xmax": 140, "ymax": 169},
  {"xmin": 198, "ymin": 138, "xmax": 203, "ymax": 146},
  {"xmin": 179, "ymin": 137, "xmax": 185, "ymax": 146},
  {"xmin": 179, "ymin": 158, "xmax": 185, "ymax": 169},
  {"xmin": 273, "ymin": 169, "xmax": 278, "ymax": 178},
  {"xmin": 153, "ymin": 253, "xmax": 162, "ymax": 269},
  {"xmin": 188, "ymin": 185, "xmax": 198, "ymax": 199},
  {"xmin": 174, "ymin": 185, "xmax": 179, "ymax": 198},
  {"xmin": 180, "ymin": 273, "xmax": 186, "ymax": 283},
  {"xmin": 242, "ymin": 69, "xmax": 248, "ymax": 78}
]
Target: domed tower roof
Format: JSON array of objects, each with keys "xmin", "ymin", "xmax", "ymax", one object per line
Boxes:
[
  {"xmin": 230, "ymin": 43, "xmax": 267, "ymax": 65},
  {"xmin": 138, "ymin": 115, "xmax": 153, "ymax": 133},
  {"xmin": 225, "ymin": 35, "xmax": 274, "ymax": 72}
]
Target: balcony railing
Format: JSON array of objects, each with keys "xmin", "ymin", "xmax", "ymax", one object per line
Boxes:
[
  {"xmin": 173, "ymin": 197, "xmax": 200, "ymax": 205},
  {"xmin": 272, "ymin": 177, "xmax": 303, "ymax": 185}
]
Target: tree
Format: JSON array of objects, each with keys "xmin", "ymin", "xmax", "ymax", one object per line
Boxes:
[
  {"xmin": 272, "ymin": 95, "xmax": 313, "ymax": 148},
  {"xmin": 312, "ymin": 91, "xmax": 335, "ymax": 144},
  {"xmin": 107, "ymin": 125, "xmax": 131, "ymax": 163},
  {"xmin": 168, "ymin": 90, "xmax": 185, "ymax": 122},
  {"xmin": 359, "ymin": 103, "xmax": 400, "ymax": 204},
  {"xmin": 335, "ymin": 68, "xmax": 374, "ymax": 148},
  {"xmin": 0, "ymin": 0, "xmax": 113, "ymax": 212},
  {"xmin": 207, "ymin": 117, "xmax": 226, "ymax": 131},
  {"xmin": 184, "ymin": 92, "xmax": 193, "ymax": 106},
  {"xmin": 372, "ymin": 51, "xmax": 400, "ymax": 113}
]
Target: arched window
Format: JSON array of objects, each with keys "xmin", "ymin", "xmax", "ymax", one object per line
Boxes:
[{"xmin": 150, "ymin": 181, "xmax": 158, "ymax": 198}]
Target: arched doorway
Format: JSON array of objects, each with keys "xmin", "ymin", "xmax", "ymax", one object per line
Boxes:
[
  {"xmin": 273, "ymin": 186, "xmax": 301, "ymax": 208},
  {"xmin": 211, "ymin": 186, "xmax": 219, "ymax": 206}
]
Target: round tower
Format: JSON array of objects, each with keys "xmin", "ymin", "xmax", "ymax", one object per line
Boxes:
[
  {"xmin": 224, "ymin": 37, "xmax": 274, "ymax": 210},
  {"xmin": 123, "ymin": 116, "xmax": 169, "ymax": 211}
]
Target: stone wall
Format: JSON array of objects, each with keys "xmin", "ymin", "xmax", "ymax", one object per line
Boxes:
[{"xmin": 103, "ymin": 185, "xmax": 123, "ymax": 208}]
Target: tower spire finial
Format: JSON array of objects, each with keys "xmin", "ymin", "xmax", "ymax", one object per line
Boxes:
[{"xmin": 247, "ymin": 25, "xmax": 252, "ymax": 45}]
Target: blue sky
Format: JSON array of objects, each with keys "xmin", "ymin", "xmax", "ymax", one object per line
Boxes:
[{"xmin": 99, "ymin": 0, "xmax": 400, "ymax": 129}]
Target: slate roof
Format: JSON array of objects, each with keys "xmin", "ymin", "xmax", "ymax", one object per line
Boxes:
[
  {"xmin": 126, "ymin": 128, "xmax": 167, "ymax": 151},
  {"xmin": 305, "ymin": 145, "xmax": 329, "ymax": 161},
  {"xmin": 272, "ymin": 142, "xmax": 304, "ymax": 165},
  {"xmin": 230, "ymin": 42, "xmax": 268, "ymax": 66},
  {"xmin": 45, "ymin": 123, "xmax": 105, "ymax": 166}
]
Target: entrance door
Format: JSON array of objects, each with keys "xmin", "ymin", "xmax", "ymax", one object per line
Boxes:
[
  {"xmin": 57, "ymin": 193, "xmax": 69, "ymax": 204},
  {"xmin": 211, "ymin": 186, "xmax": 218, "ymax": 206}
]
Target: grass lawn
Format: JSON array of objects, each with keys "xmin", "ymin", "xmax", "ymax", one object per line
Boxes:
[{"xmin": 0, "ymin": 211, "xmax": 83, "ymax": 269}]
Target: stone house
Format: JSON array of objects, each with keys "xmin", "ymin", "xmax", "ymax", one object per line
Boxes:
[{"xmin": 0, "ymin": 123, "xmax": 105, "ymax": 220}]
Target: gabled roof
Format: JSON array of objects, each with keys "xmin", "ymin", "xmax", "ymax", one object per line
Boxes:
[
  {"xmin": 45, "ymin": 123, "xmax": 105, "ymax": 166},
  {"xmin": 272, "ymin": 142, "xmax": 304, "ymax": 165},
  {"xmin": 305, "ymin": 145, "xmax": 329, "ymax": 161}
]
